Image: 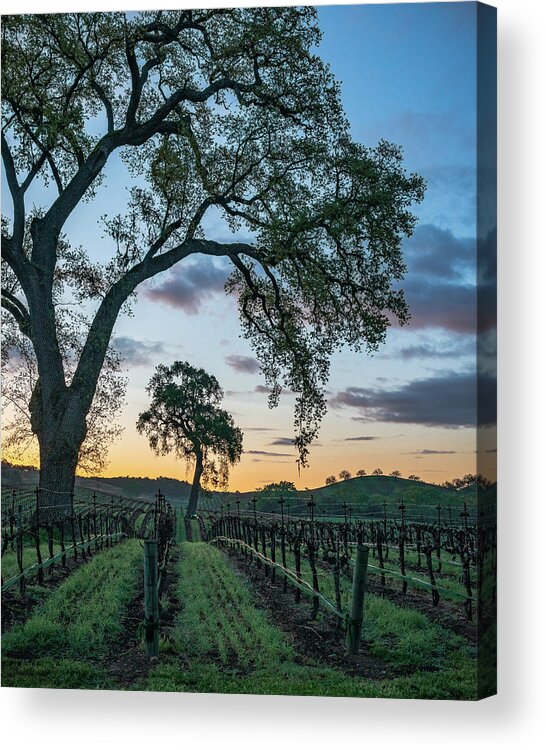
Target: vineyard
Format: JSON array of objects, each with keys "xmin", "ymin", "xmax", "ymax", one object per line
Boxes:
[{"xmin": 1, "ymin": 484, "xmax": 496, "ymax": 699}]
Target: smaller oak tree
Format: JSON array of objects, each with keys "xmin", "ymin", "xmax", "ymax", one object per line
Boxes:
[
  {"xmin": 356, "ymin": 469, "xmax": 367, "ymax": 477},
  {"xmin": 137, "ymin": 361, "xmax": 243, "ymax": 518},
  {"xmin": 339, "ymin": 469, "xmax": 352, "ymax": 481},
  {"xmin": 325, "ymin": 475, "xmax": 337, "ymax": 485}
]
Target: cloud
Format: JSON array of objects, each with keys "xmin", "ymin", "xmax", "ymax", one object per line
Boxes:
[
  {"xmin": 242, "ymin": 427, "xmax": 277, "ymax": 432},
  {"xmin": 245, "ymin": 450, "xmax": 292, "ymax": 457},
  {"xmin": 409, "ymin": 449, "xmax": 457, "ymax": 455},
  {"xmin": 252, "ymin": 459, "xmax": 291, "ymax": 463},
  {"xmin": 404, "ymin": 224, "xmax": 474, "ymax": 280},
  {"xmin": 269, "ymin": 437, "xmax": 295, "ymax": 446},
  {"xmin": 112, "ymin": 336, "xmax": 165, "ymax": 367},
  {"xmin": 225, "ymin": 354, "xmax": 260, "ymax": 374},
  {"xmin": 145, "ymin": 257, "xmax": 230, "ymax": 314},
  {"xmin": 402, "ymin": 279, "xmax": 478, "ymax": 333},
  {"xmin": 392, "ymin": 224, "xmax": 497, "ymax": 334},
  {"xmin": 396, "ymin": 337, "xmax": 475, "ymax": 360},
  {"xmin": 330, "ymin": 371, "xmax": 496, "ymax": 428},
  {"xmin": 344, "ymin": 436, "xmax": 379, "ymax": 442}
]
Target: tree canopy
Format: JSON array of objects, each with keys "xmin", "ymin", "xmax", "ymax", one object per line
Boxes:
[{"xmin": 1, "ymin": 9, "xmax": 424, "ymax": 503}]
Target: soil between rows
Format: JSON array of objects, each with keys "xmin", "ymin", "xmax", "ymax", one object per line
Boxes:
[{"xmin": 223, "ymin": 548, "xmax": 396, "ymax": 680}]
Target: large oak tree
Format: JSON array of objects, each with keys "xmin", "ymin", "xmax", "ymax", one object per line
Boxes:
[{"xmin": 1, "ymin": 9, "xmax": 424, "ymax": 516}]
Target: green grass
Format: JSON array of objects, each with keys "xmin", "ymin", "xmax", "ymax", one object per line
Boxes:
[
  {"xmin": 2, "ymin": 540, "xmax": 142, "ymax": 687},
  {"xmin": 2, "ymin": 536, "xmax": 481, "ymax": 697},
  {"xmin": 276, "ymin": 544, "xmax": 473, "ymax": 671},
  {"xmin": 140, "ymin": 542, "xmax": 478, "ymax": 699},
  {"xmin": 1, "ymin": 657, "xmax": 112, "ymax": 690}
]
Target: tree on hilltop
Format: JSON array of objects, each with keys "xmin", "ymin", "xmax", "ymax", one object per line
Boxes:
[
  {"xmin": 1, "ymin": 9, "xmax": 424, "ymax": 515},
  {"xmin": 256, "ymin": 480, "xmax": 297, "ymax": 495}
]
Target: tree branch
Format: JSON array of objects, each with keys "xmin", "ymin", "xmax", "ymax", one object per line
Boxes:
[
  {"xmin": 1, "ymin": 289, "xmax": 32, "ymax": 338},
  {"xmin": 1, "ymin": 132, "xmax": 25, "ymax": 248}
]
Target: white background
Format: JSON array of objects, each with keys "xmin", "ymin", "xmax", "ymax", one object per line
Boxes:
[{"xmin": 1, "ymin": 1, "xmax": 545, "ymax": 748}]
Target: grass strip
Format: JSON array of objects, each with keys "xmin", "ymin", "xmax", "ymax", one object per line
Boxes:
[
  {"xmin": 142, "ymin": 542, "xmax": 478, "ymax": 699},
  {"xmin": 2, "ymin": 540, "xmax": 142, "ymax": 666}
]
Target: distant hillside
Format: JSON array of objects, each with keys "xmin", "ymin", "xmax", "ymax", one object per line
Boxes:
[
  {"xmin": 2, "ymin": 463, "xmax": 493, "ymax": 522},
  {"xmin": 247, "ymin": 474, "xmax": 481, "ymax": 520},
  {"xmin": 75, "ymin": 475, "xmax": 193, "ymax": 509}
]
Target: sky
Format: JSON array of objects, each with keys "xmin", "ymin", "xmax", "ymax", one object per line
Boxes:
[{"xmin": 1, "ymin": 3, "xmax": 497, "ymax": 490}]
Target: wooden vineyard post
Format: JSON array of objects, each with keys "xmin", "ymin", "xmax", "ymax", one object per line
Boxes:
[
  {"xmin": 294, "ymin": 529, "xmax": 302, "ymax": 603},
  {"xmin": 383, "ymin": 502, "xmax": 389, "ymax": 560},
  {"xmin": 236, "ymin": 499, "xmax": 244, "ymax": 555},
  {"xmin": 93, "ymin": 492, "xmax": 98, "ymax": 550},
  {"xmin": 376, "ymin": 527, "xmax": 385, "ymax": 587},
  {"xmin": 398, "ymin": 503, "xmax": 407, "ymax": 594},
  {"xmin": 261, "ymin": 525, "xmax": 269, "ymax": 578},
  {"xmin": 34, "ymin": 488, "xmax": 44, "ymax": 585},
  {"xmin": 270, "ymin": 527, "xmax": 276, "ymax": 584},
  {"xmin": 252, "ymin": 496, "xmax": 260, "ymax": 569},
  {"xmin": 9, "ymin": 489, "xmax": 15, "ymax": 552},
  {"xmin": 436, "ymin": 504, "xmax": 442, "ymax": 572},
  {"xmin": 47, "ymin": 524, "xmax": 55, "ymax": 574},
  {"xmin": 279, "ymin": 498, "xmax": 288, "ymax": 593},
  {"xmin": 143, "ymin": 539, "xmax": 160, "ymax": 658},
  {"xmin": 346, "ymin": 544, "xmax": 370, "ymax": 655},
  {"xmin": 17, "ymin": 528, "xmax": 25, "ymax": 595}
]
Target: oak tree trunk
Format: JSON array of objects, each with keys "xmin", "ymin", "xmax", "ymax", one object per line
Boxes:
[
  {"xmin": 30, "ymin": 376, "xmax": 87, "ymax": 521},
  {"xmin": 186, "ymin": 452, "xmax": 204, "ymax": 519}
]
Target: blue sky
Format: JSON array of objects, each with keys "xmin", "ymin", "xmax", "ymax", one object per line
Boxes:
[{"xmin": 2, "ymin": 4, "xmax": 496, "ymax": 488}]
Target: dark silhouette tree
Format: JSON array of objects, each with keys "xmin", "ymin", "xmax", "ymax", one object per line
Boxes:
[
  {"xmin": 390, "ymin": 469, "xmax": 401, "ymax": 477},
  {"xmin": 372, "ymin": 468, "xmax": 384, "ymax": 476},
  {"xmin": 408, "ymin": 474, "xmax": 421, "ymax": 481},
  {"xmin": 137, "ymin": 361, "xmax": 243, "ymax": 518},
  {"xmin": 356, "ymin": 468, "xmax": 367, "ymax": 477},
  {"xmin": 325, "ymin": 475, "xmax": 337, "ymax": 485},
  {"xmin": 1, "ymin": 10, "xmax": 424, "ymax": 515},
  {"xmin": 339, "ymin": 469, "xmax": 351, "ymax": 481}
]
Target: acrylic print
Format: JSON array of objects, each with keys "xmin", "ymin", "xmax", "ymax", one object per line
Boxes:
[{"xmin": 1, "ymin": 2, "xmax": 497, "ymax": 699}]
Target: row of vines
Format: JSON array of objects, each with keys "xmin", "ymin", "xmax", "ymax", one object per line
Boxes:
[
  {"xmin": 1, "ymin": 485, "xmax": 175, "ymax": 594},
  {"xmin": 206, "ymin": 504, "xmax": 496, "ymax": 622}
]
